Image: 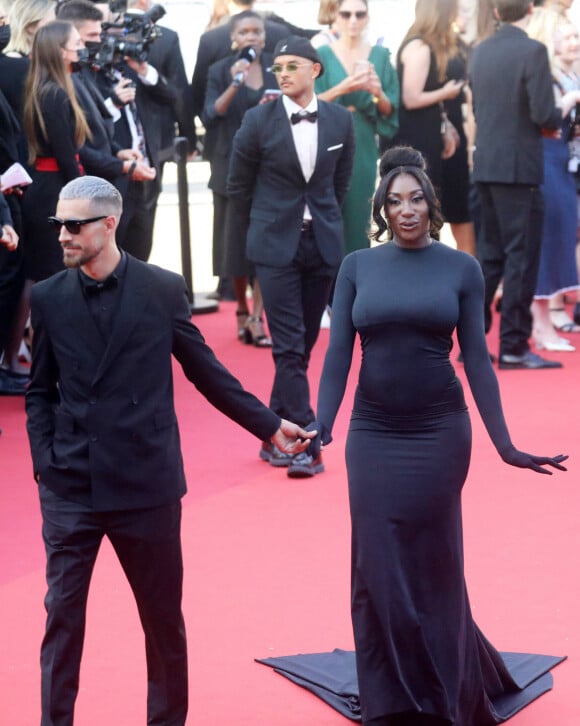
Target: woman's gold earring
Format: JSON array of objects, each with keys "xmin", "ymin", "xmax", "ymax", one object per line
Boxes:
[{"xmin": 231, "ymin": 40, "xmax": 238, "ymax": 51}]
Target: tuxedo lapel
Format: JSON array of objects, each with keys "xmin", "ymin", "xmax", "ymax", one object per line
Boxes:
[
  {"xmin": 92, "ymin": 257, "xmax": 151, "ymax": 385},
  {"xmin": 272, "ymin": 98, "xmax": 307, "ymax": 182}
]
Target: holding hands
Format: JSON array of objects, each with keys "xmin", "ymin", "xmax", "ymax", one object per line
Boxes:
[{"xmin": 271, "ymin": 419, "xmax": 317, "ymax": 457}]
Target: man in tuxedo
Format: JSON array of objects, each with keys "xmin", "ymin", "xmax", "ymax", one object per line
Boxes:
[
  {"xmin": 470, "ymin": 0, "xmax": 565, "ymax": 369},
  {"xmin": 227, "ymin": 36, "xmax": 355, "ymax": 478},
  {"xmin": 25, "ymin": 175, "xmax": 314, "ymax": 726}
]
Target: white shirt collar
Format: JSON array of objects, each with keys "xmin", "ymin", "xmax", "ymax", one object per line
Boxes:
[{"xmin": 282, "ymin": 93, "xmax": 318, "ymax": 119}]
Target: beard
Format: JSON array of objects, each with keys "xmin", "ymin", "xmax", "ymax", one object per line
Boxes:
[{"xmin": 62, "ymin": 245, "xmax": 99, "ymax": 268}]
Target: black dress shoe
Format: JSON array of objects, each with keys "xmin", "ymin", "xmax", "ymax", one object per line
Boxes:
[
  {"xmin": 498, "ymin": 351, "xmax": 562, "ymax": 370},
  {"xmin": 259, "ymin": 441, "xmax": 292, "ymax": 467},
  {"xmin": 287, "ymin": 451, "xmax": 324, "ymax": 478}
]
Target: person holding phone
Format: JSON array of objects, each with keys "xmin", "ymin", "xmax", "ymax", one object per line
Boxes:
[
  {"xmin": 315, "ymin": 0, "xmax": 399, "ymax": 253},
  {"xmin": 203, "ymin": 10, "xmax": 277, "ymax": 346}
]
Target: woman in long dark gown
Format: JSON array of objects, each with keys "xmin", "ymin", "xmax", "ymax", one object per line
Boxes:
[{"xmin": 315, "ymin": 146, "xmax": 567, "ymax": 726}]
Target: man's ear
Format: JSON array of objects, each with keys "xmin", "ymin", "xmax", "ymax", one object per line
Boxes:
[{"xmin": 312, "ymin": 62, "xmax": 322, "ymax": 80}]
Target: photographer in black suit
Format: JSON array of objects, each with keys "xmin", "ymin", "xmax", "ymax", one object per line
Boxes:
[
  {"xmin": 57, "ymin": 0, "xmax": 156, "ymax": 192},
  {"xmin": 89, "ymin": 2, "xmax": 178, "ymax": 260}
]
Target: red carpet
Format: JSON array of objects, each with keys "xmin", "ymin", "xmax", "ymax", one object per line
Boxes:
[{"xmin": 1, "ymin": 302, "xmax": 579, "ymax": 725}]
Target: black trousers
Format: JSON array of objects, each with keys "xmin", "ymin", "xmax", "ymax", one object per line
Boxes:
[
  {"xmin": 476, "ymin": 182, "xmax": 544, "ymax": 357},
  {"xmin": 116, "ymin": 177, "xmax": 161, "ymax": 262},
  {"xmin": 256, "ymin": 227, "xmax": 337, "ymax": 427},
  {"xmin": 39, "ymin": 483, "xmax": 188, "ymax": 726}
]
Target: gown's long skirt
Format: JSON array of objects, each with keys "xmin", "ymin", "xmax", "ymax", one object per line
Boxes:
[{"xmin": 346, "ymin": 406, "xmax": 518, "ymax": 725}]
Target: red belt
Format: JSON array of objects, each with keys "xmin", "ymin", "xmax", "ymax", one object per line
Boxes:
[{"xmin": 35, "ymin": 154, "xmax": 83, "ymax": 173}]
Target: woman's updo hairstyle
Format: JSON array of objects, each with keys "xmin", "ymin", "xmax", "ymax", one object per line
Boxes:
[{"xmin": 372, "ymin": 146, "xmax": 444, "ymax": 242}]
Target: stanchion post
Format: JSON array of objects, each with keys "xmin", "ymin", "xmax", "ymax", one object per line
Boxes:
[{"xmin": 173, "ymin": 136, "xmax": 218, "ymax": 314}]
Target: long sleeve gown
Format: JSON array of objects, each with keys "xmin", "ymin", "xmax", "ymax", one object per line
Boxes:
[{"xmin": 316, "ymin": 241, "xmax": 559, "ymax": 725}]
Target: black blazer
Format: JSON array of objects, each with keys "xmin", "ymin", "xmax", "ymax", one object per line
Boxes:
[
  {"xmin": 95, "ymin": 62, "xmax": 178, "ymax": 171},
  {"xmin": 25, "ymin": 255, "xmax": 280, "ymax": 511},
  {"xmin": 73, "ymin": 73, "xmax": 125, "ymax": 183},
  {"xmin": 202, "ymin": 52, "xmax": 277, "ymax": 195},
  {"xmin": 146, "ymin": 26, "xmax": 197, "ymax": 155},
  {"xmin": 469, "ymin": 24, "xmax": 562, "ymax": 185},
  {"xmin": 227, "ymin": 96, "xmax": 355, "ymax": 268}
]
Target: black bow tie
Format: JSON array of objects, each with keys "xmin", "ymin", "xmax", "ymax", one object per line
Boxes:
[
  {"xmin": 290, "ymin": 110, "xmax": 318, "ymax": 125},
  {"xmin": 83, "ymin": 274, "xmax": 118, "ymax": 296}
]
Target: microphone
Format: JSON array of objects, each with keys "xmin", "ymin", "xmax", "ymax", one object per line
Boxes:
[{"xmin": 233, "ymin": 47, "xmax": 257, "ymax": 87}]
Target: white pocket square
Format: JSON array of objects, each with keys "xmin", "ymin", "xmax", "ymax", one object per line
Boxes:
[{"xmin": 327, "ymin": 144, "xmax": 343, "ymax": 151}]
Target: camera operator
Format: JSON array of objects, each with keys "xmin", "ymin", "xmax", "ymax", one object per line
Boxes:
[
  {"xmin": 88, "ymin": 0, "xmax": 178, "ymax": 260},
  {"xmin": 56, "ymin": 0, "xmax": 155, "ymax": 196}
]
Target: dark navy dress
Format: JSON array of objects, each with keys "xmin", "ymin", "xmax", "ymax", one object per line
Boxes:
[{"xmin": 317, "ymin": 241, "xmax": 531, "ymax": 724}]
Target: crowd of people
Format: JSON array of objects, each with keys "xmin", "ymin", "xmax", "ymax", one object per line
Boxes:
[{"xmin": 0, "ymin": 0, "xmax": 577, "ymax": 724}]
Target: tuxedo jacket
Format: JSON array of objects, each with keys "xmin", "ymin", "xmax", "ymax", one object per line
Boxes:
[
  {"xmin": 25, "ymin": 255, "xmax": 280, "ymax": 511},
  {"xmin": 227, "ymin": 97, "xmax": 355, "ymax": 268},
  {"xmin": 470, "ymin": 24, "xmax": 562, "ymax": 186}
]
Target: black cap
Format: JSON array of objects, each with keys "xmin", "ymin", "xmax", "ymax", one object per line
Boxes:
[{"xmin": 273, "ymin": 35, "xmax": 324, "ymax": 76}]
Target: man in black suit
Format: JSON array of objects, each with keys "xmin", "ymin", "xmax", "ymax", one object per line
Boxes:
[
  {"xmin": 228, "ymin": 36, "xmax": 355, "ymax": 477},
  {"xmin": 127, "ymin": 0, "xmax": 197, "ymax": 158},
  {"xmin": 57, "ymin": 0, "xmax": 156, "ymax": 191},
  {"xmin": 88, "ymin": 8, "xmax": 179, "ymax": 261},
  {"xmin": 470, "ymin": 0, "xmax": 572, "ymax": 369},
  {"xmin": 25, "ymin": 175, "xmax": 314, "ymax": 726}
]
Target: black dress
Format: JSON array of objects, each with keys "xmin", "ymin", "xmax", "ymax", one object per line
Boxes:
[
  {"xmin": 441, "ymin": 46, "xmax": 470, "ymax": 224},
  {"xmin": 316, "ymin": 241, "xmax": 543, "ymax": 725},
  {"xmin": 22, "ymin": 84, "xmax": 82, "ymax": 281},
  {"xmin": 394, "ymin": 38, "xmax": 444, "ymax": 190}
]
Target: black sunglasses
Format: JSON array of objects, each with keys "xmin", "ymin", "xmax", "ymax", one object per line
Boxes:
[
  {"xmin": 338, "ymin": 10, "xmax": 368, "ymax": 19},
  {"xmin": 48, "ymin": 215, "xmax": 107, "ymax": 234}
]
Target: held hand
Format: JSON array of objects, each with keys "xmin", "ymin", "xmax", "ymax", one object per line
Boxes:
[
  {"xmin": 501, "ymin": 447, "xmax": 568, "ymax": 475},
  {"xmin": 271, "ymin": 419, "xmax": 317, "ymax": 456}
]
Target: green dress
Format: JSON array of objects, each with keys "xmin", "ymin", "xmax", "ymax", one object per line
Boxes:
[{"xmin": 316, "ymin": 45, "xmax": 399, "ymax": 253}]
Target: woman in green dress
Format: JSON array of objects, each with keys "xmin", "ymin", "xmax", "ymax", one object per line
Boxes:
[{"xmin": 315, "ymin": 0, "xmax": 399, "ymax": 253}]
